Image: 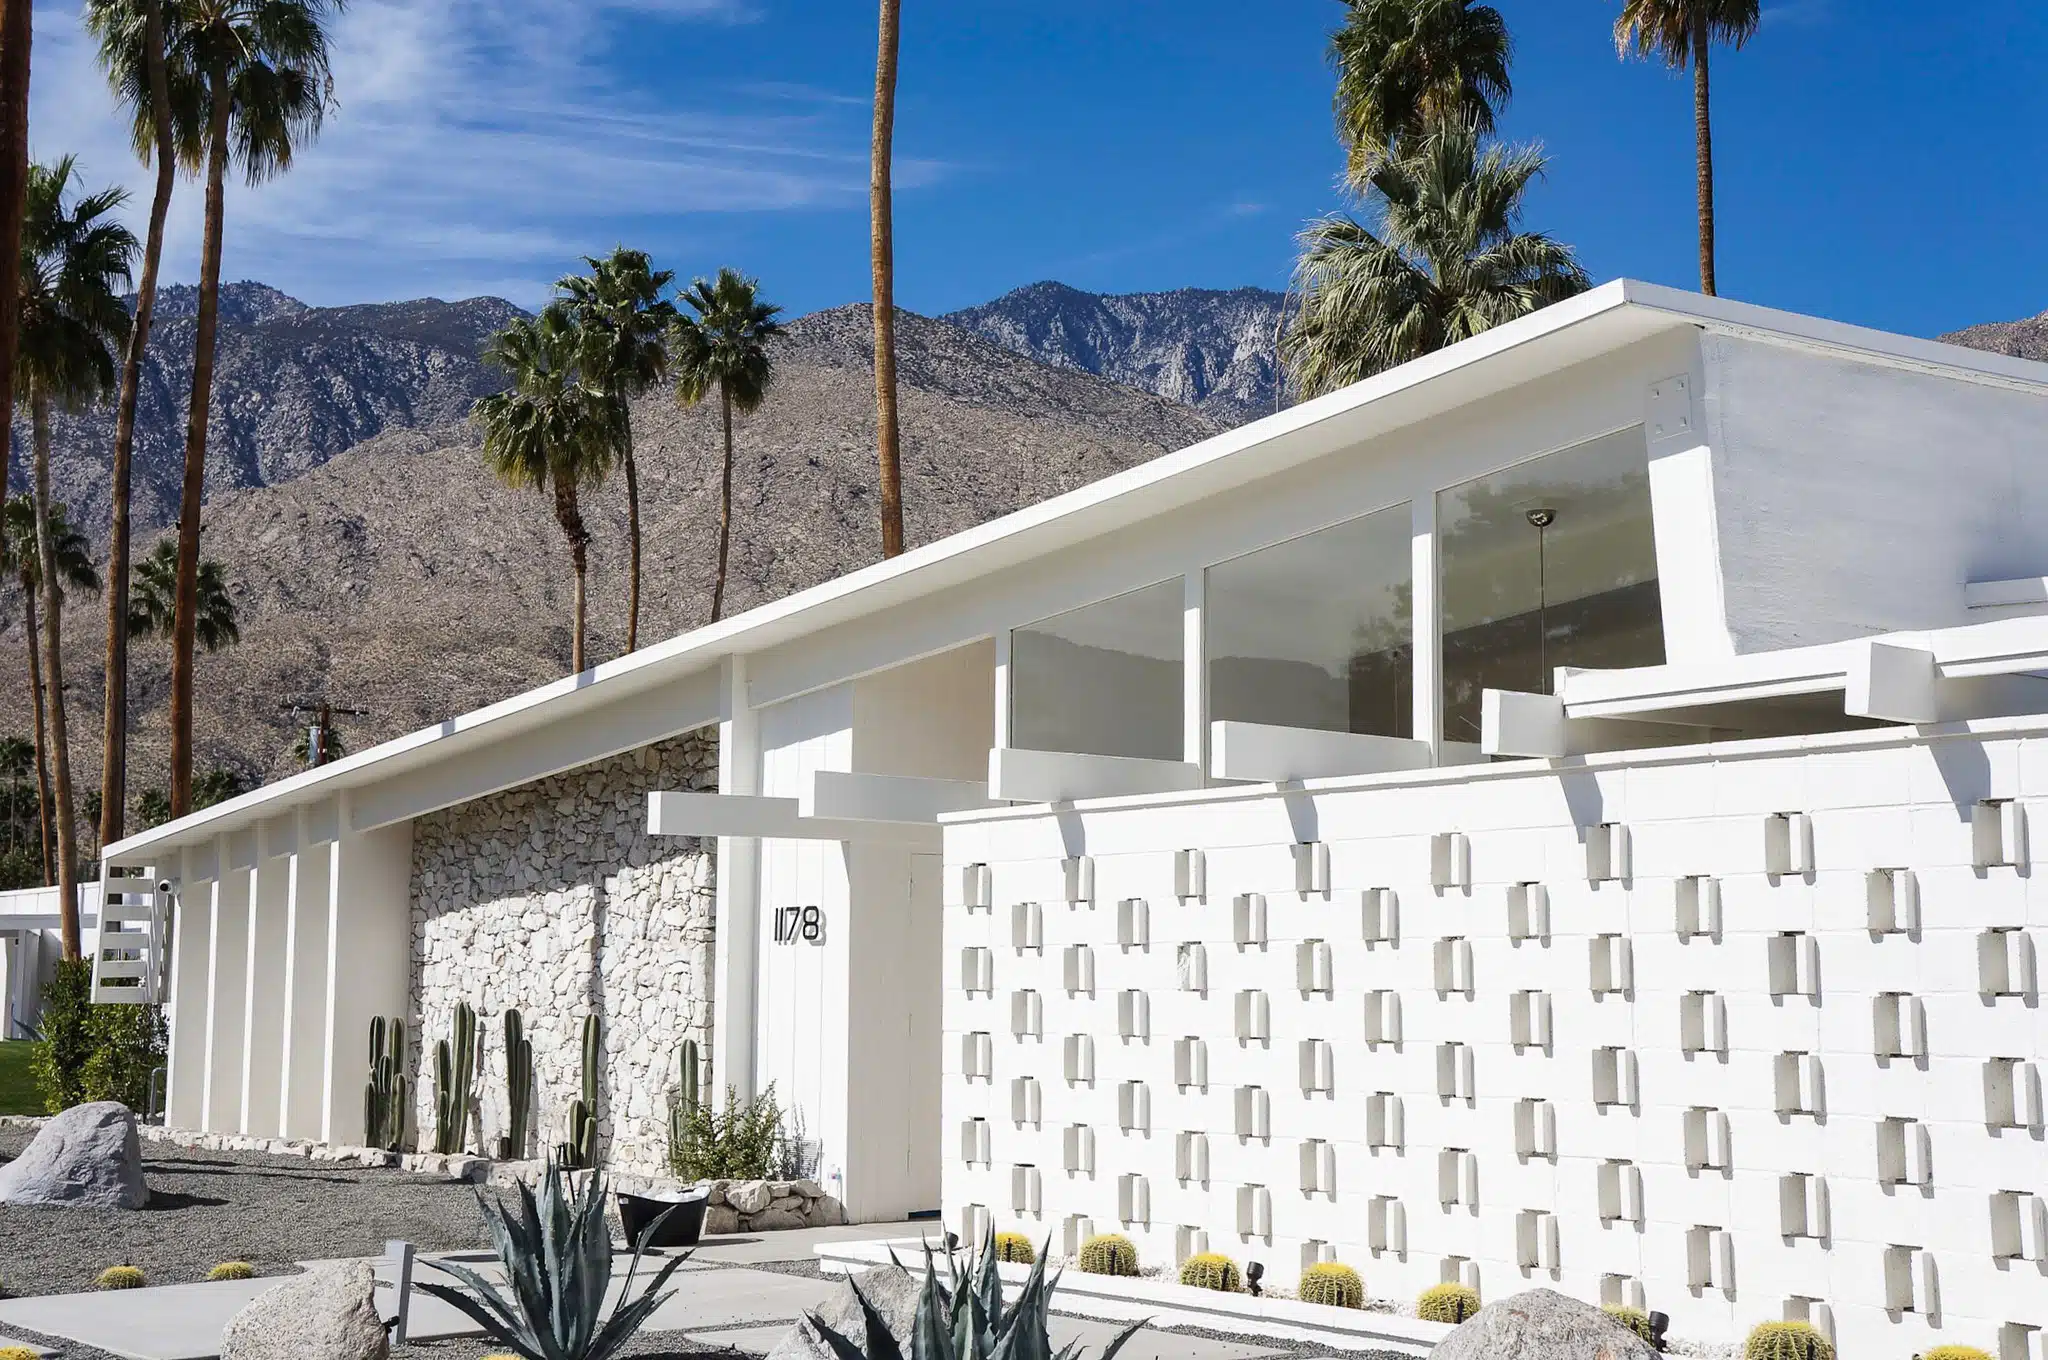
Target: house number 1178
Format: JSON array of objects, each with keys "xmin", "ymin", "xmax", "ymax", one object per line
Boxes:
[{"xmin": 773, "ymin": 904, "xmax": 824, "ymax": 945}]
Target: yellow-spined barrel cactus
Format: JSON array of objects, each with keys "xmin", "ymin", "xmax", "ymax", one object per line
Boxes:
[
  {"xmin": 1076, "ymin": 1233, "xmax": 1139, "ymax": 1276},
  {"xmin": 1417, "ymin": 1282, "xmax": 1481, "ymax": 1323},
  {"xmin": 1603, "ymin": 1305, "xmax": 1655, "ymax": 1342},
  {"xmin": 96, "ymin": 1266, "xmax": 147, "ymax": 1290},
  {"xmin": 994, "ymin": 1232, "xmax": 1036, "ymax": 1265},
  {"xmin": 1298, "ymin": 1261, "xmax": 1363, "ymax": 1308},
  {"xmin": 1745, "ymin": 1321, "xmax": 1835, "ymax": 1360},
  {"xmin": 0, "ymin": 1346, "xmax": 42, "ymax": 1360},
  {"xmin": 1917, "ymin": 1350, "xmax": 1993, "ymax": 1360},
  {"xmin": 206, "ymin": 1262, "xmax": 255, "ymax": 1281},
  {"xmin": 1179, "ymin": 1253, "xmax": 1241, "ymax": 1292}
]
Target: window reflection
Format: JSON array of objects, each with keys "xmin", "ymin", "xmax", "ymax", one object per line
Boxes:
[
  {"xmin": 1438, "ymin": 427, "xmax": 1664, "ymax": 744},
  {"xmin": 1011, "ymin": 578, "xmax": 1185, "ymax": 761},
  {"xmin": 1208, "ymin": 504, "xmax": 1413, "ymax": 739}
]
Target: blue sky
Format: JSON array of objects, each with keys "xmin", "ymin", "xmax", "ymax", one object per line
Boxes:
[{"xmin": 32, "ymin": 0, "xmax": 2048, "ymax": 336}]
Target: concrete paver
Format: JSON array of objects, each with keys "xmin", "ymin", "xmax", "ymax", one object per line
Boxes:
[
  {"xmin": 688, "ymin": 1220, "xmax": 938, "ymax": 1266},
  {"xmin": 684, "ymin": 1315, "xmax": 1289, "ymax": 1359},
  {"xmin": 0, "ymin": 1279, "xmax": 277, "ymax": 1360}
]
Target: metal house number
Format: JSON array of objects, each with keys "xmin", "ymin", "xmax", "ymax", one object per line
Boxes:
[{"xmin": 773, "ymin": 904, "xmax": 825, "ymax": 945}]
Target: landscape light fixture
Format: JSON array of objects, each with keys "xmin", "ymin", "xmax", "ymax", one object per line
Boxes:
[
  {"xmin": 1525, "ymin": 507, "xmax": 1557, "ymax": 693},
  {"xmin": 1244, "ymin": 1260, "xmax": 1264, "ymax": 1297}
]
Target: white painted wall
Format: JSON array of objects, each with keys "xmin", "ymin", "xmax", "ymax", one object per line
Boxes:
[
  {"xmin": 943, "ymin": 719, "xmax": 2048, "ymax": 1356},
  {"xmin": 322, "ymin": 822, "xmax": 413, "ymax": 1146}
]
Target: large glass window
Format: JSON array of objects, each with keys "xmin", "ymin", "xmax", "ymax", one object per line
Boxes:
[
  {"xmin": 1207, "ymin": 504, "xmax": 1413, "ymax": 739},
  {"xmin": 1010, "ymin": 578, "xmax": 1185, "ymax": 761},
  {"xmin": 1438, "ymin": 427, "xmax": 1664, "ymax": 744}
]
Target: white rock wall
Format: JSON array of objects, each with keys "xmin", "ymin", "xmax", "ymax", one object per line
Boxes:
[{"xmin": 409, "ymin": 732, "xmax": 717, "ymax": 1176}]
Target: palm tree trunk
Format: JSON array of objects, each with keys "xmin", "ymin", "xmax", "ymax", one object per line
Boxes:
[
  {"xmin": 871, "ymin": 0, "xmax": 906, "ymax": 559},
  {"xmin": 711, "ymin": 382, "xmax": 734, "ymax": 623},
  {"xmin": 170, "ymin": 74, "xmax": 232, "ymax": 820},
  {"xmin": 30, "ymin": 392, "xmax": 80, "ymax": 956},
  {"xmin": 23, "ymin": 580, "xmax": 51, "ymax": 885},
  {"xmin": 0, "ymin": 0, "xmax": 30, "ymax": 499},
  {"xmin": 552, "ymin": 478, "xmax": 590, "ymax": 674},
  {"xmin": 100, "ymin": 0, "xmax": 177, "ymax": 850},
  {"xmin": 624, "ymin": 437, "xmax": 641, "ymax": 652},
  {"xmin": 1692, "ymin": 8, "xmax": 1716, "ymax": 297}
]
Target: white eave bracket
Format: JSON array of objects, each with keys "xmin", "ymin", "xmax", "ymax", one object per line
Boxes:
[
  {"xmin": 988, "ymin": 747, "xmax": 1204, "ymax": 804},
  {"xmin": 646, "ymin": 791, "xmax": 938, "ymax": 848}
]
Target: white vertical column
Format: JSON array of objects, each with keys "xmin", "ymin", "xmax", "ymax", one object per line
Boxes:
[
  {"xmin": 201, "ymin": 853, "xmax": 252, "ymax": 1132},
  {"xmin": 0, "ymin": 934, "xmax": 15, "ymax": 1038},
  {"xmin": 1183, "ymin": 572, "xmax": 1208, "ymax": 778},
  {"xmin": 241, "ymin": 845, "xmax": 292, "ymax": 1137},
  {"xmin": 991, "ymin": 628, "xmax": 1012, "ymax": 755},
  {"xmin": 1411, "ymin": 496, "xmax": 1442, "ymax": 763},
  {"xmin": 322, "ymin": 814, "xmax": 413, "ymax": 1147},
  {"xmin": 279, "ymin": 838, "xmax": 332, "ymax": 1141},
  {"xmin": 164, "ymin": 848, "xmax": 216, "ymax": 1130},
  {"xmin": 712, "ymin": 655, "xmax": 762, "ymax": 1108}
]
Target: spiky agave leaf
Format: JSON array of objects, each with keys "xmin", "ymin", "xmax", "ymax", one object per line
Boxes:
[{"xmin": 912, "ymin": 1247, "xmax": 953, "ymax": 1360}]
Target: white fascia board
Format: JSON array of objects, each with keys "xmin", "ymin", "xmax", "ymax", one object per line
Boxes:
[
  {"xmin": 1210, "ymin": 720, "xmax": 1436, "ymax": 782},
  {"xmin": 798, "ymin": 771, "xmax": 999, "ymax": 823},
  {"xmin": 1927, "ymin": 614, "xmax": 2048, "ymax": 678},
  {"xmin": 988, "ymin": 747, "xmax": 1206, "ymax": 803},
  {"xmin": 1966, "ymin": 577, "xmax": 2048, "ymax": 610},
  {"xmin": 646, "ymin": 791, "xmax": 939, "ymax": 849},
  {"xmin": 1556, "ymin": 643, "xmax": 1864, "ymax": 720}
]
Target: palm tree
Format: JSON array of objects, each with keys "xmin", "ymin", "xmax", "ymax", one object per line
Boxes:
[
  {"xmin": 1330, "ymin": 0, "xmax": 1512, "ymax": 177},
  {"xmin": 2, "ymin": 497, "xmax": 101, "ymax": 891},
  {"xmin": 670, "ymin": 269, "xmax": 782, "ymax": 624},
  {"xmin": 473, "ymin": 309, "xmax": 615, "ymax": 674},
  {"xmin": 0, "ymin": 733, "xmax": 30, "ymax": 858},
  {"xmin": 165, "ymin": 0, "xmax": 341, "ymax": 819},
  {"xmin": 554, "ymin": 248, "xmax": 675, "ymax": 653},
  {"xmin": 129, "ymin": 537, "xmax": 239, "ymax": 650},
  {"xmin": 1614, "ymin": 0, "xmax": 1759, "ymax": 296},
  {"xmin": 17, "ymin": 157, "xmax": 132, "ymax": 956},
  {"xmin": 1281, "ymin": 119, "xmax": 1588, "ymax": 399},
  {"xmin": 86, "ymin": 0, "xmax": 206, "ymax": 848},
  {"xmin": 0, "ymin": 0, "xmax": 33, "ymax": 501},
  {"xmin": 870, "ymin": 0, "xmax": 905, "ymax": 559}
]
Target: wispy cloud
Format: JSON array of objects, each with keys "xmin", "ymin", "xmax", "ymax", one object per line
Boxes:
[
  {"xmin": 31, "ymin": 0, "xmax": 903, "ymax": 306},
  {"xmin": 1762, "ymin": 0, "xmax": 1833, "ymax": 28}
]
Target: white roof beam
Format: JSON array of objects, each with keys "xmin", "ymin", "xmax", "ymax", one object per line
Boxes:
[
  {"xmin": 798, "ymin": 772, "xmax": 999, "ymax": 824},
  {"xmin": 1211, "ymin": 721, "xmax": 1462, "ymax": 782},
  {"xmin": 647, "ymin": 792, "xmax": 939, "ymax": 849},
  {"xmin": 988, "ymin": 747, "xmax": 1204, "ymax": 804}
]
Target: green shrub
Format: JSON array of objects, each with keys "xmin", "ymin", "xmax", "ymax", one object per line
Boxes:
[
  {"xmin": 96, "ymin": 1265, "xmax": 146, "ymax": 1290},
  {"xmin": 1298, "ymin": 1261, "xmax": 1363, "ymax": 1308},
  {"xmin": 1075, "ymin": 1234, "xmax": 1138, "ymax": 1276},
  {"xmin": 994, "ymin": 1232, "xmax": 1036, "ymax": 1264},
  {"xmin": 1179, "ymin": 1253, "xmax": 1240, "ymax": 1292},
  {"xmin": 1603, "ymin": 1305, "xmax": 1654, "ymax": 1342},
  {"xmin": 32, "ymin": 959, "xmax": 93, "ymax": 1112},
  {"xmin": 83, "ymin": 1002, "xmax": 166, "ymax": 1113},
  {"xmin": 669, "ymin": 1083, "xmax": 786, "ymax": 1181},
  {"xmin": 29, "ymin": 959, "xmax": 166, "ymax": 1116},
  {"xmin": 1417, "ymin": 1283, "xmax": 1481, "ymax": 1323},
  {"xmin": 206, "ymin": 1262, "xmax": 255, "ymax": 1281},
  {"xmin": 1917, "ymin": 1350, "xmax": 1993, "ymax": 1360},
  {"xmin": 1744, "ymin": 1321, "xmax": 1834, "ymax": 1360}
]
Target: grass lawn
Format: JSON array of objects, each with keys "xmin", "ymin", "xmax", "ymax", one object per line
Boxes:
[{"xmin": 0, "ymin": 1040, "xmax": 44, "ymax": 1115}]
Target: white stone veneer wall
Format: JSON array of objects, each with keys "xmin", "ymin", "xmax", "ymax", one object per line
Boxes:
[
  {"xmin": 943, "ymin": 720, "xmax": 2048, "ymax": 1357},
  {"xmin": 410, "ymin": 732, "xmax": 717, "ymax": 1175}
]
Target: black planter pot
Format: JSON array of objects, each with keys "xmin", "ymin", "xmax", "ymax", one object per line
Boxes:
[{"xmin": 617, "ymin": 1187, "xmax": 711, "ymax": 1250}]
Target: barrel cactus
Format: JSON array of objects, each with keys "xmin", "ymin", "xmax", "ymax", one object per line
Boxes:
[
  {"xmin": 96, "ymin": 1266, "xmax": 146, "ymax": 1290},
  {"xmin": 1603, "ymin": 1305, "xmax": 1655, "ymax": 1342},
  {"xmin": 1179, "ymin": 1253, "xmax": 1241, "ymax": 1292},
  {"xmin": 0, "ymin": 1346, "xmax": 41, "ymax": 1360},
  {"xmin": 206, "ymin": 1262, "xmax": 255, "ymax": 1281},
  {"xmin": 1744, "ymin": 1321, "xmax": 1834, "ymax": 1360},
  {"xmin": 1417, "ymin": 1283, "xmax": 1481, "ymax": 1323},
  {"xmin": 1076, "ymin": 1233, "xmax": 1138, "ymax": 1277},
  {"xmin": 1298, "ymin": 1261, "xmax": 1363, "ymax": 1308},
  {"xmin": 994, "ymin": 1232, "xmax": 1036, "ymax": 1265},
  {"xmin": 1917, "ymin": 1349, "xmax": 1992, "ymax": 1360}
]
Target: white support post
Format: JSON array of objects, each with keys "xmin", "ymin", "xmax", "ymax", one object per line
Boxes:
[
  {"xmin": 321, "ymin": 815, "xmax": 413, "ymax": 1148},
  {"xmin": 201, "ymin": 853, "xmax": 252, "ymax": 1133},
  {"xmin": 992, "ymin": 629, "xmax": 1012, "ymax": 755},
  {"xmin": 1183, "ymin": 572, "xmax": 1208, "ymax": 779},
  {"xmin": 241, "ymin": 849, "xmax": 292, "ymax": 1138},
  {"xmin": 1410, "ymin": 497, "xmax": 1442, "ymax": 764},
  {"xmin": 713, "ymin": 655, "xmax": 762, "ymax": 1109},
  {"xmin": 163, "ymin": 852, "xmax": 212, "ymax": 1130}
]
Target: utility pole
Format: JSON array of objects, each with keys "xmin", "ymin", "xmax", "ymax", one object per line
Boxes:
[{"xmin": 282, "ymin": 698, "xmax": 371, "ymax": 769}]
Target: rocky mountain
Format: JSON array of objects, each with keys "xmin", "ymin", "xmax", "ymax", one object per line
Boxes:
[
  {"xmin": 3, "ymin": 303, "xmax": 1216, "ymax": 796},
  {"xmin": 1940, "ymin": 310, "xmax": 2048, "ymax": 363},
  {"xmin": 944, "ymin": 281, "xmax": 1287, "ymax": 427}
]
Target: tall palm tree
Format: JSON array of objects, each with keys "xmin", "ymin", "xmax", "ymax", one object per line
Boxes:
[
  {"xmin": 86, "ymin": 0, "xmax": 205, "ymax": 848},
  {"xmin": 2, "ymin": 497, "xmax": 101, "ymax": 891},
  {"xmin": 0, "ymin": 733, "xmax": 30, "ymax": 858},
  {"xmin": 1281, "ymin": 119, "xmax": 1587, "ymax": 399},
  {"xmin": 17, "ymin": 157, "xmax": 132, "ymax": 956},
  {"xmin": 165, "ymin": 0, "xmax": 341, "ymax": 819},
  {"xmin": 870, "ymin": 0, "xmax": 905, "ymax": 559},
  {"xmin": 473, "ymin": 309, "xmax": 615, "ymax": 674},
  {"xmin": 1614, "ymin": 0, "xmax": 1759, "ymax": 296},
  {"xmin": 129, "ymin": 536, "xmax": 239, "ymax": 650},
  {"xmin": 0, "ymin": 0, "xmax": 32, "ymax": 500},
  {"xmin": 554, "ymin": 248, "xmax": 675, "ymax": 654},
  {"xmin": 1330, "ymin": 0, "xmax": 1512, "ymax": 177},
  {"xmin": 670, "ymin": 269, "xmax": 782, "ymax": 625}
]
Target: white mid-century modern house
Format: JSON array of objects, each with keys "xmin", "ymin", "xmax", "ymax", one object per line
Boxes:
[{"xmin": 93, "ymin": 280, "xmax": 2048, "ymax": 1355}]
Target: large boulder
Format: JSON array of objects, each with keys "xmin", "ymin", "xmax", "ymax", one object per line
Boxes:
[
  {"xmin": 220, "ymin": 1260, "xmax": 388, "ymax": 1360},
  {"xmin": 0, "ymin": 1102, "xmax": 148, "ymax": 1208},
  {"xmin": 768, "ymin": 1264, "xmax": 927, "ymax": 1360},
  {"xmin": 1429, "ymin": 1290, "xmax": 1657, "ymax": 1360}
]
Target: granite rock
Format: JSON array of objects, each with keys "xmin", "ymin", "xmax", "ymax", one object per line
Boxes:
[
  {"xmin": 1429, "ymin": 1289, "xmax": 1658, "ymax": 1360},
  {"xmin": 220, "ymin": 1260, "xmax": 389, "ymax": 1360},
  {"xmin": 0, "ymin": 1102, "xmax": 148, "ymax": 1208}
]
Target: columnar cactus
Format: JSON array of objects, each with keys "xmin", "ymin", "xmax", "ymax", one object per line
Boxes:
[
  {"xmin": 1075, "ymin": 1233, "xmax": 1138, "ymax": 1276},
  {"xmin": 558, "ymin": 1013, "xmax": 601, "ymax": 1168},
  {"xmin": 1298, "ymin": 1261, "xmax": 1363, "ymax": 1308},
  {"xmin": 1744, "ymin": 1322, "xmax": 1834, "ymax": 1360},
  {"xmin": 1417, "ymin": 1283, "xmax": 1481, "ymax": 1323},
  {"xmin": 666, "ymin": 1037, "xmax": 701, "ymax": 1175},
  {"xmin": 363, "ymin": 1015, "xmax": 407, "ymax": 1151},
  {"xmin": 1602, "ymin": 1305, "xmax": 1655, "ymax": 1342},
  {"xmin": 502, "ymin": 1008, "xmax": 533, "ymax": 1159},
  {"xmin": 993, "ymin": 1232, "xmax": 1036, "ymax": 1264},
  {"xmin": 1179, "ymin": 1253, "xmax": 1241, "ymax": 1292},
  {"xmin": 433, "ymin": 1001, "xmax": 477, "ymax": 1156}
]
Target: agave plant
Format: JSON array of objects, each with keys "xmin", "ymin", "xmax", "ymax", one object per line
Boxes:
[
  {"xmin": 416, "ymin": 1159, "xmax": 686, "ymax": 1360},
  {"xmin": 808, "ymin": 1223, "xmax": 1146, "ymax": 1360}
]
